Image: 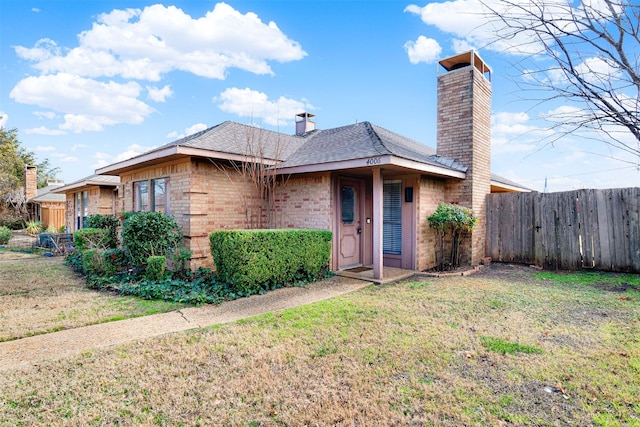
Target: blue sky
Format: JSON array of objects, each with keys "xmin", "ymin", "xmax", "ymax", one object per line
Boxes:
[{"xmin": 1, "ymin": 0, "xmax": 638, "ymax": 192}]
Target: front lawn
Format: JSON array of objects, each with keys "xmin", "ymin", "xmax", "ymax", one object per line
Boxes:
[
  {"xmin": 0, "ymin": 264, "xmax": 638, "ymax": 425},
  {"xmin": 0, "ymin": 254, "xmax": 185, "ymax": 342}
]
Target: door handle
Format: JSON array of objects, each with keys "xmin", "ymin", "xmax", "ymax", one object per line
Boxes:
[{"xmin": 357, "ymin": 227, "xmax": 362, "ymax": 235}]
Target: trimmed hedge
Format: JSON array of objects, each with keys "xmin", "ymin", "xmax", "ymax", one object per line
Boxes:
[{"xmin": 210, "ymin": 229, "xmax": 332, "ymax": 295}]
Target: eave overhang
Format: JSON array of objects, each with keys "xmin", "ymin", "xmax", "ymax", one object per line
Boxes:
[
  {"xmin": 95, "ymin": 145, "xmax": 278, "ymax": 176},
  {"xmin": 276, "ymin": 154, "xmax": 466, "ymax": 179}
]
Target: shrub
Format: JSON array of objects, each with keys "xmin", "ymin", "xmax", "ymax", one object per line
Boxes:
[
  {"xmin": 26, "ymin": 221, "xmax": 42, "ymax": 235},
  {"xmin": 0, "ymin": 226, "xmax": 12, "ymax": 245},
  {"xmin": 121, "ymin": 212, "xmax": 183, "ymax": 268},
  {"xmin": 210, "ymin": 229, "xmax": 332, "ymax": 295},
  {"xmin": 86, "ymin": 214, "xmax": 120, "ymax": 249},
  {"xmin": 103, "ymin": 248, "xmax": 128, "ymax": 276},
  {"xmin": 82, "ymin": 249, "xmax": 106, "ymax": 275},
  {"xmin": 145, "ymin": 256, "xmax": 167, "ymax": 281},
  {"xmin": 427, "ymin": 203, "xmax": 478, "ymax": 271},
  {"xmin": 74, "ymin": 228, "xmax": 109, "ymax": 252},
  {"xmin": 0, "ymin": 213, "xmax": 24, "ymax": 230}
]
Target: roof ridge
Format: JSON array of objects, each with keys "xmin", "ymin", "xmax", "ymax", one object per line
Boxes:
[{"xmin": 362, "ymin": 122, "xmax": 390, "ymax": 156}]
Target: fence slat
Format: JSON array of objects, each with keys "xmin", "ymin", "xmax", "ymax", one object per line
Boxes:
[{"xmin": 486, "ymin": 188, "xmax": 639, "ymax": 273}]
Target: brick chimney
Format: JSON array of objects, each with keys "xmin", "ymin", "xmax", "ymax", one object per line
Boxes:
[
  {"xmin": 24, "ymin": 165, "xmax": 37, "ymax": 201},
  {"xmin": 436, "ymin": 50, "xmax": 492, "ymax": 265},
  {"xmin": 295, "ymin": 112, "xmax": 315, "ymax": 136}
]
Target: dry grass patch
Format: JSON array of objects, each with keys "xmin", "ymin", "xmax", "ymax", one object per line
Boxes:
[
  {"xmin": 0, "ymin": 264, "xmax": 638, "ymax": 426},
  {"xmin": 0, "ymin": 257, "xmax": 184, "ymax": 342}
]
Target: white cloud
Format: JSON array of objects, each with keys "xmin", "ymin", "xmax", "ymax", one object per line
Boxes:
[
  {"xmin": 166, "ymin": 123, "xmax": 208, "ymax": 140},
  {"xmin": 92, "ymin": 144, "xmax": 157, "ymax": 169},
  {"xmin": 404, "ymin": 36, "xmax": 442, "ymax": 64},
  {"xmin": 24, "ymin": 126, "xmax": 66, "ymax": 136},
  {"xmin": 0, "ymin": 112, "xmax": 7, "ymax": 128},
  {"xmin": 15, "ymin": 3, "xmax": 306, "ymax": 81},
  {"xmin": 34, "ymin": 111, "xmax": 56, "ymax": 119},
  {"xmin": 10, "ymin": 73, "xmax": 154, "ymax": 133},
  {"xmin": 491, "ymin": 111, "xmax": 553, "ymax": 153},
  {"xmin": 147, "ymin": 85, "xmax": 173, "ymax": 102},
  {"xmin": 404, "ymin": 0, "xmax": 594, "ymax": 56},
  {"xmin": 71, "ymin": 144, "xmax": 89, "ymax": 151},
  {"xmin": 216, "ymin": 87, "xmax": 314, "ymax": 127}
]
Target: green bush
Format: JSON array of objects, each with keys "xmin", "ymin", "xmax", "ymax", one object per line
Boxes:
[
  {"xmin": 427, "ymin": 203, "xmax": 478, "ymax": 270},
  {"xmin": 26, "ymin": 221, "xmax": 42, "ymax": 235},
  {"xmin": 145, "ymin": 256, "xmax": 166, "ymax": 281},
  {"xmin": 210, "ymin": 229, "xmax": 332, "ymax": 295},
  {"xmin": 103, "ymin": 248, "xmax": 128, "ymax": 276},
  {"xmin": 121, "ymin": 212, "xmax": 184, "ymax": 268},
  {"xmin": 86, "ymin": 214, "xmax": 120, "ymax": 249},
  {"xmin": 74, "ymin": 228, "xmax": 109, "ymax": 251},
  {"xmin": 0, "ymin": 213, "xmax": 24, "ymax": 230},
  {"xmin": 82, "ymin": 249, "xmax": 106, "ymax": 275},
  {"xmin": 0, "ymin": 226, "xmax": 12, "ymax": 245}
]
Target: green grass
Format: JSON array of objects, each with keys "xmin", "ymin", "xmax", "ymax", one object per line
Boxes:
[
  {"xmin": 0, "ymin": 265, "xmax": 639, "ymax": 425},
  {"xmin": 480, "ymin": 336, "xmax": 543, "ymax": 355}
]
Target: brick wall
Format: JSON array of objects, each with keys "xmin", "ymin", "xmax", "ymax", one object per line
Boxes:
[
  {"xmin": 416, "ymin": 177, "xmax": 446, "ymax": 270},
  {"xmin": 272, "ymin": 172, "xmax": 332, "ymax": 230},
  {"xmin": 437, "ymin": 65, "xmax": 492, "ymax": 265}
]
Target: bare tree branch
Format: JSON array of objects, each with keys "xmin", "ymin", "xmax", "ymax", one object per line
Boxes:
[{"xmin": 481, "ymin": 0, "xmax": 640, "ymax": 160}]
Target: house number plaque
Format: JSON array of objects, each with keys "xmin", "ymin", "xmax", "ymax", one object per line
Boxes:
[{"xmin": 365, "ymin": 157, "xmax": 382, "ymax": 165}]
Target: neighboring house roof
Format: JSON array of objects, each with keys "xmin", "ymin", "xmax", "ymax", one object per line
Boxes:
[
  {"xmin": 29, "ymin": 183, "xmax": 66, "ymax": 203},
  {"xmin": 53, "ymin": 174, "xmax": 120, "ymax": 194},
  {"xmin": 279, "ymin": 121, "xmax": 466, "ymax": 173},
  {"xmin": 490, "ymin": 173, "xmax": 532, "ymax": 192}
]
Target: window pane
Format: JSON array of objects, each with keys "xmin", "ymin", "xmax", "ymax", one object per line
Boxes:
[
  {"xmin": 153, "ymin": 178, "xmax": 166, "ymax": 214},
  {"xmin": 383, "ymin": 180, "xmax": 402, "ymax": 255},
  {"xmin": 81, "ymin": 191, "xmax": 89, "ymax": 228},
  {"xmin": 137, "ymin": 181, "xmax": 149, "ymax": 212},
  {"xmin": 341, "ymin": 186, "xmax": 355, "ymax": 224}
]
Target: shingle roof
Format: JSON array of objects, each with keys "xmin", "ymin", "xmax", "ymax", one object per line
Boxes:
[
  {"xmin": 30, "ymin": 183, "xmax": 66, "ymax": 203},
  {"xmin": 160, "ymin": 121, "xmax": 307, "ymax": 161},
  {"xmin": 53, "ymin": 174, "xmax": 120, "ymax": 194},
  {"xmin": 279, "ymin": 121, "xmax": 466, "ymax": 172},
  {"xmin": 491, "ymin": 173, "xmax": 532, "ymax": 191}
]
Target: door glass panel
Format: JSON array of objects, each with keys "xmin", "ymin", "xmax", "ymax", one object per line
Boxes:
[{"xmin": 341, "ymin": 186, "xmax": 355, "ymax": 224}]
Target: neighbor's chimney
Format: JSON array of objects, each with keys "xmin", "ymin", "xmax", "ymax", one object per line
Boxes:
[
  {"xmin": 436, "ymin": 50, "xmax": 492, "ymax": 265},
  {"xmin": 295, "ymin": 112, "xmax": 316, "ymax": 136},
  {"xmin": 24, "ymin": 165, "xmax": 37, "ymax": 200}
]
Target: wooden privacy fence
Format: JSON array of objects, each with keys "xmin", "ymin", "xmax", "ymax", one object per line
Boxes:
[{"xmin": 486, "ymin": 188, "xmax": 640, "ymax": 273}]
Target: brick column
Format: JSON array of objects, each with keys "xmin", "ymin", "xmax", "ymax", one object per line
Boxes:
[{"xmin": 436, "ymin": 52, "xmax": 492, "ymax": 265}]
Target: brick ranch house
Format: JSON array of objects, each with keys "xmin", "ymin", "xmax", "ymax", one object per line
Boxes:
[
  {"xmin": 75, "ymin": 51, "xmax": 528, "ymax": 279},
  {"xmin": 53, "ymin": 174, "xmax": 120, "ymax": 231}
]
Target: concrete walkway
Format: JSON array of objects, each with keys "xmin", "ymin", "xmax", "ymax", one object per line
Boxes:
[{"xmin": 0, "ymin": 276, "xmax": 371, "ymax": 372}]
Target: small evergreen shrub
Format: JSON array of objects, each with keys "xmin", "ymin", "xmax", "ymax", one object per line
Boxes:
[
  {"xmin": 103, "ymin": 248, "xmax": 128, "ymax": 275},
  {"xmin": 121, "ymin": 212, "xmax": 183, "ymax": 268},
  {"xmin": 145, "ymin": 256, "xmax": 167, "ymax": 281},
  {"xmin": 86, "ymin": 214, "xmax": 120, "ymax": 249},
  {"xmin": 82, "ymin": 249, "xmax": 106, "ymax": 275},
  {"xmin": 427, "ymin": 203, "xmax": 478, "ymax": 270},
  {"xmin": 0, "ymin": 226, "xmax": 12, "ymax": 245},
  {"xmin": 74, "ymin": 228, "xmax": 109, "ymax": 251},
  {"xmin": 210, "ymin": 229, "xmax": 332, "ymax": 295}
]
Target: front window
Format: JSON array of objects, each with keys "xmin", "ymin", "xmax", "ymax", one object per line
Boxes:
[
  {"xmin": 383, "ymin": 180, "xmax": 402, "ymax": 255},
  {"xmin": 134, "ymin": 178, "xmax": 170, "ymax": 215},
  {"xmin": 76, "ymin": 190, "xmax": 88, "ymax": 230}
]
